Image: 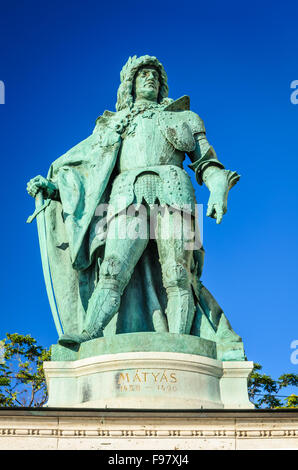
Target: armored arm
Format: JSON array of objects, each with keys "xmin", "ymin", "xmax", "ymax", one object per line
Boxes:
[
  {"xmin": 188, "ymin": 131, "xmax": 225, "ymax": 185},
  {"xmin": 187, "ymin": 116, "xmax": 240, "ymax": 224}
]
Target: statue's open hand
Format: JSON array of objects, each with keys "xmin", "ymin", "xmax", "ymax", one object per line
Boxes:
[{"xmin": 26, "ymin": 175, "xmax": 57, "ymax": 199}]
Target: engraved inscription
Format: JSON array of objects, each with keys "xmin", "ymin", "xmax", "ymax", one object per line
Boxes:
[{"xmin": 116, "ymin": 369, "xmax": 178, "ymax": 393}]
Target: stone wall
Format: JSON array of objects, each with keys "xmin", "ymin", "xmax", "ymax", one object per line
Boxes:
[{"xmin": 0, "ymin": 409, "xmax": 297, "ymax": 450}]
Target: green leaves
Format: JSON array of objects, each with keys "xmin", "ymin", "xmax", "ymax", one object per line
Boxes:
[
  {"xmin": 0, "ymin": 377, "xmax": 10, "ymax": 386},
  {"xmin": 285, "ymin": 394, "xmax": 298, "ymax": 407},
  {"xmin": 0, "ymin": 333, "xmax": 51, "ymax": 407},
  {"xmin": 278, "ymin": 373, "xmax": 298, "ymax": 389},
  {"xmin": 248, "ymin": 363, "xmax": 298, "ymax": 409}
]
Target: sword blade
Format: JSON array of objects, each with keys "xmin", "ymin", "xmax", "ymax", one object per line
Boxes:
[{"xmin": 35, "ymin": 192, "xmax": 63, "ymax": 337}]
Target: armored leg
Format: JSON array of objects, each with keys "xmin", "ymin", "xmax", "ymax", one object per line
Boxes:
[
  {"xmin": 84, "ymin": 213, "xmax": 148, "ymax": 340},
  {"xmin": 58, "ymin": 212, "xmax": 149, "ymax": 346},
  {"xmin": 155, "ymin": 207, "xmax": 195, "ymax": 334}
]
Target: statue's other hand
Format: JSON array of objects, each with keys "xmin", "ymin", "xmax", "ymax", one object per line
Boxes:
[
  {"xmin": 206, "ymin": 192, "xmax": 228, "ymax": 224},
  {"xmin": 26, "ymin": 175, "xmax": 57, "ymax": 199}
]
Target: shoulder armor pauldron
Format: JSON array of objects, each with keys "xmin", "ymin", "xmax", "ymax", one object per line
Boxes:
[{"xmin": 158, "ymin": 107, "xmax": 205, "ymax": 152}]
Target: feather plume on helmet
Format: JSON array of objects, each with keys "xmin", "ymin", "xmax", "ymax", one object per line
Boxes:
[{"xmin": 116, "ymin": 55, "xmax": 173, "ymax": 111}]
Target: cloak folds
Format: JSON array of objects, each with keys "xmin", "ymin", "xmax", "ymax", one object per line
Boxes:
[{"xmin": 43, "ymin": 103, "xmax": 237, "ymax": 343}]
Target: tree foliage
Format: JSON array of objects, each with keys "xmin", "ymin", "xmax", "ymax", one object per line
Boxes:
[
  {"xmin": 0, "ymin": 333, "xmax": 50, "ymax": 407},
  {"xmin": 248, "ymin": 363, "xmax": 298, "ymax": 409}
]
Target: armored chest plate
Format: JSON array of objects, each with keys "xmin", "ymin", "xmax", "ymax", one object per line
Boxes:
[{"xmin": 118, "ymin": 111, "xmax": 185, "ymax": 171}]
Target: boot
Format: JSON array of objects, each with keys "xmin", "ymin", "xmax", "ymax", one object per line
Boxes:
[
  {"xmin": 58, "ymin": 330, "xmax": 92, "ymax": 346},
  {"xmin": 84, "ymin": 279, "xmax": 121, "ymax": 338},
  {"xmin": 58, "ymin": 280, "xmax": 121, "ymax": 346}
]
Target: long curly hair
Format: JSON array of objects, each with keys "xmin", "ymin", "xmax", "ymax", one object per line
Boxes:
[{"xmin": 116, "ymin": 55, "xmax": 172, "ymax": 111}]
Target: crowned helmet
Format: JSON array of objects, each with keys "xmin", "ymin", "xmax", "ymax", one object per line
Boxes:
[{"xmin": 116, "ymin": 55, "xmax": 170, "ymax": 111}]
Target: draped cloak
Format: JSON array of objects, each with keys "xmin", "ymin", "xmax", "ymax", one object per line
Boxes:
[{"xmin": 44, "ymin": 98, "xmax": 238, "ymax": 342}]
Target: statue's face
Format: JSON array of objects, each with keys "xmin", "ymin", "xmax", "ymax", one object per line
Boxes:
[{"xmin": 134, "ymin": 66, "xmax": 160, "ymax": 102}]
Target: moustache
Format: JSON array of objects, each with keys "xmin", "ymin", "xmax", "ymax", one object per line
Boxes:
[{"xmin": 144, "ymin": 80, "xmax": 158, "ymax": 88}]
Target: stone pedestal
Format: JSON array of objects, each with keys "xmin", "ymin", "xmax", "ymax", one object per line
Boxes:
[{"xmin": 44, "ymin": 350, "xmax": 254, "ymax": 409}]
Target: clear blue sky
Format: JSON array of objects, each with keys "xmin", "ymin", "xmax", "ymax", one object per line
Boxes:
[{"xmin": 0, "ymin": 0, "xmax": 297, "ymax": 385}]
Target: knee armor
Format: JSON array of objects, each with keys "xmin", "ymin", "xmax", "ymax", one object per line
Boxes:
[{"xmin": 99, "ymin": 255, "xmax": 131, "ymax": 290}]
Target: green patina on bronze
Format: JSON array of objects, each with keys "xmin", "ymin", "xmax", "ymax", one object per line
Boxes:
[
  {"xmin": 51, "ymin": 332, "xmax": 217, "ymax": 362},
  {"xmin": 27, "ymin": 55, "xmax": 244, "ymax": 362}
]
